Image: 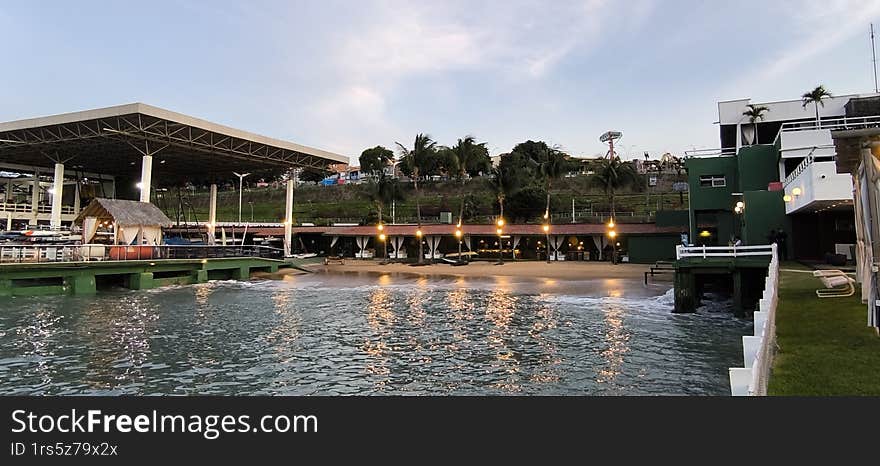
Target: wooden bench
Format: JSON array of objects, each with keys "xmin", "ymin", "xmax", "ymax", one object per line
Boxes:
[{"xmin": 644, "ymin": 261, "xmax": 675, "ymax": 284}]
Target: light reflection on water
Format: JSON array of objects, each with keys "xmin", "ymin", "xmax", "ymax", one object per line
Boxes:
[{"xmin": 0, "ymin": 273, "xmax": 750, "ymax": 395}]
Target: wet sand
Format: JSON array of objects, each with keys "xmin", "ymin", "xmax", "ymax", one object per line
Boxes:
[{"xmin": 306, "ymin": 260, "xmax": 663, "ymax": 282}]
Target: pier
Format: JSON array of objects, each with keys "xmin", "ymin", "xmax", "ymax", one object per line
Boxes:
[
  {"xmin": 673, "ymin": 244, "xmax": 776, "ymax": 316},
  {"xmin": 0, "ymin": 245, "xmax": 285, "ymax": 296}
]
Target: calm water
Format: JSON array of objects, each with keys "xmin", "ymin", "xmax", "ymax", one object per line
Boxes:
[{"xmin": 0, "ymin": 272, "xmax": 750, "ymax": 395}]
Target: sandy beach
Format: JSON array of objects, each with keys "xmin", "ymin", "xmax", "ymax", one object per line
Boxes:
[{"xmin": 301, "ymin": 259, "xmax": 667, "ymax": 282}]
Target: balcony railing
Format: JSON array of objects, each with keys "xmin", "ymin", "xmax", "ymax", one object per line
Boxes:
[
  {"xmin": 683, "ymin": 147, "xmax": 737, "ymax": 158},
  {"xmin": 676, "ymin": 244, "xmax": 776, "ymax": 260},
  {"xmin": 774, "ymin": 114, "xmax": 880, "ymax": 144},
  {"xmin": 0, "ymin": 203, "xmax": 76, "ymax": 214},
  {"xmin": 0, "ymin": 244, "xmax": 284, "ymax": 264}
]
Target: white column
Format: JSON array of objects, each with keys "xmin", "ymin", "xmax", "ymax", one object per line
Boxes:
[
  {"xmin": 5, "ymin": 212, "xmax": 11, "ymax": 231},
  {"xmin": 139, "ymin": 155, "xmax": 153, "ymax": 203},
  {"xmin": 73, "ymin": 181, "xmax": 81, "ymax": 214},
  {"xmin": 31, "ymin": 168, "xmax": 40, "ymax": 225},
  {"xmin": 50, "ymin": 163, "xmax": 64, "ymax": 230},
  {"xmin": 284, "ymin": 178, "xmax": 294, "ymax": 257},
  {"xmin": 207, "ymin": 184, "xmax": 217, "ymax": 245}
]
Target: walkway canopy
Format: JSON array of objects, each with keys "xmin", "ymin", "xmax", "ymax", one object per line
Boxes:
[
  {"xmin": 0, "ymin": 103, "xmax": 348, "ymax": 182},
  {"xmin": 75, "ymin": 198, "xmax": 172, "ymax": 245}
]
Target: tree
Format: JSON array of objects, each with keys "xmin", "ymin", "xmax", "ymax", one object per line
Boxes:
[
  {"xmin": 449, "ymin": 136, "xmax": 491, "ymax": 181},
  {"xmin": 802, "ymin": 85, "xmax": 832, "ymax": 128},
  {"xmin": 742, "ymin": 104, "xmax": 769, "ymax": 145},
  {"xmin": 487, "ymin": 163, "xmax": 519, "ymax": 220},
  {"xmin": 359, "ymin": 146, "xmax": 394, "ymax": 177},
  {"xmin": 506, "ymin": 186, "xmax": 549, "ymax": 223},
  {"xmin": 367, "ymin": 173, "xmax": 405, "ymax": 225},
  {"xmin": 395, "ymin": 133, "xmax": 437, "ymax": 263},
  {"xmin": 539, "ymin": 147, "xmax": 569, "ymax": 220},
  {"xmin": 591, "ymin": 156, "xmax": 641, "ymax": 215}
]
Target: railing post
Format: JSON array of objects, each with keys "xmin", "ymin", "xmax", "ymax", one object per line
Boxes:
[{"xmin": 702, "ymin": 244, "xmax": 706, "ymax": 259}]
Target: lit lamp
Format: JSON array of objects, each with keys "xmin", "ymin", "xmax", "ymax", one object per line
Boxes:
[
  {"xmin": 783, "ymin": 194, "xmax": 792, "ymax": 202},
  {"xmin": 377, "ymin": 223, "xmax": 385, "ymax": 260},
  {"xmin": 415, "ymin": 229, "xmax": 423, "ymax": 264},
  {"xmin": 792, "ymin": 187, "xmax": 802, "ymax": 197},
  {"xmin": 455, "ymin": 228, "xmax": 463, "ymax": 263},
  {"xmin": 496, "ymin": 217, "xmax": 505, "ymax": 265},
  {"xmin": 542, "ymin": 223, "xmax": 550, "ymax": 263},
  {"xmin": 607, "ymin": 218, "xmax": 615, "ymax": 228}
]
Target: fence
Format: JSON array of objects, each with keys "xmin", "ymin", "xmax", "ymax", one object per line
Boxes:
[
  {"xmin": 0, "ymin": 244, "xmax": 284, "ymax": 264},
  {"xmin": 728, "ymin": 243, "xmax": 779, "ymax": 396},
  {"xmin": 774, "ymin": 114, "xmax": 880, "ymax": 144},
  {"xmin": 676, "ymin": 244, "xmax": 777, "ymax": 259}
]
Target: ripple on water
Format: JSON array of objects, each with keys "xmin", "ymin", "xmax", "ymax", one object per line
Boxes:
[{"xmin": 0, "ymin": 276, "xmax": 749, "ymax": 395}]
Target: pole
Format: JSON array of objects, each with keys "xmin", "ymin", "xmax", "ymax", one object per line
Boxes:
[
  {"xmin": 498, "ymin": 233, "xmax": 504, "ymax": 265},
  {"xmin": 546, "ymin": 233, "xmax": 550, "ymax": 263},
  {"xmin": 233, "ymin": 172, "xmax": 250, "ymax": 224},
  {"xmin": 873, "ymin": 23, "xmax": 878, "ymax": 93},
  {"xmin": 571, "ymin": 198, "xmax": 575, "ymax": 223}
]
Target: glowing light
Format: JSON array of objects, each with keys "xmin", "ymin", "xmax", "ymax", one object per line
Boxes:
[
  {"xmin": 608, "ymin": 230, "xmax": 617, "ymax": 238},
  {"xmin": 379, "ymin": 233, "xmax": 386, "ymax": 241},
  {"xmin": 415, "ymin": 229, "xmax": 422, "ymax": 238},
  {"xmin": 783, "ymin": 195, "xmax": 792, "ymax": 202},
  {"xmin": 455, "ymin": 229, "xmax": 462, "ymax": 238},
  {"xmin": 792, "ymin": 187, "xmax": 802, "ymax": 196},
  {"xmin": 377, "ymin": 223, "xmax": 384, "ymax": 232},
  {"xmin": 607, "ymin": 219, "xmax": 615, "ymax": 228},
  {"xmin": 699, "ymin": 230, "xmax": 711, "ymax": 237},
  {"xmin": 735, "ymin": 201, "xmax": 745, "ymax": 209},
  {"xmin": 496, "ymin": 218, "xmax": 505, "ymax": 227},
  {"xmin": 542, "ymin": 224, "xmax": 550, "ymax": 233},
  {"xmin": 496, "ymin": 228, "xmax": 503, "ymax": 235},
  {"xmin": 136, "ymin": 182, "xmax": 143, "ymax": 190}
]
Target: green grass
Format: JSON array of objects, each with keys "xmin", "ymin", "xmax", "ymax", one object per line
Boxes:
[{"xmin": 768, "ymin": 265, "xmax": 880, "ymax": 395}]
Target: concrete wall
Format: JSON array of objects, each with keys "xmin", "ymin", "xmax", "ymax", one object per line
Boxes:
[
  {"xmin": 627, "ymin": 234, "xmax": 680, "ymax": 263},
  {"xmin": 686, "ymin": 157, "xmax": 739, "ymax": 211},
  {"xmin": 737, "ymin": 145, "xmax": 779, "ymax": 192}
]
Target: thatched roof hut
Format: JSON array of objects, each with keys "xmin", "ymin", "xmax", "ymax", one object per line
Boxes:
[{"xmin": 75, "ymin": 198, "xmax": 172, "ymax": 245}]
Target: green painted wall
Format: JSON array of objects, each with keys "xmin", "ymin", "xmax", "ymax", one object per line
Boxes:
[
  {"xmin": 655, "ymin": 210, "xmax": 689, "ymax": 228},
  {"xmin": 737, "ymin": 145, "xmax": 779, "ymax": 192},
  {"xmin": 627, "ymin": 234, "xmax": 680, "ymax": 263},
  {"xmin": 742, "ymin": 190, "xmax": 790, "ymax": 252},
  {"xmin": 686, "ymin": 157, "xmax": 739, "ymax": 210}
]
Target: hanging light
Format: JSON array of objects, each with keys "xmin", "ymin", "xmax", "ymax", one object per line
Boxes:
[
  {"xmin": 496, "ymin": 218, "xmax": 505, "ymax": 227},
  {"xmin": 607, "ymin": 218, "xmax": 615, "ymax": 228}
]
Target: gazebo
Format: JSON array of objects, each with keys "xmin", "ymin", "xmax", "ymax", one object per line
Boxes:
[{"xmin": 75, "ymin": 198, "xmax": 172, "ymax": 246}]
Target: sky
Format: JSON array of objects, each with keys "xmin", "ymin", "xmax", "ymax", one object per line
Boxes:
[{"xmin": 2, "ymin": 0, "xmax": 880, "ymax": 164}]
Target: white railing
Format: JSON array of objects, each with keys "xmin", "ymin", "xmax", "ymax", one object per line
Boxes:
[
  {"xmin": 774, "ymin": 114, "xmax": 880, "ymax": 144},
  {"xmin": 0, "ymin": 203, "xmax": 75, "ymax": 214},
  {"xmin": 676, "ymin": 244, "xmax": 777, "ymax": 259},
  {"xmin": 728, "ymin": 243, "xmax": 779, "ymax": 396},
  {"xmin": 683, "ymin": 147, "xmax": 737, "ymax": 158}
]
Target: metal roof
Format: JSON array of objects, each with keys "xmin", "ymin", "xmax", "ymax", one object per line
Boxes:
[{"xmin": 0, "ymin": 103, "xmax": 348, "ymax": 182}]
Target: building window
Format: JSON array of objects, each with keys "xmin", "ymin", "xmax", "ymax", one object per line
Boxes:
[
  {"xmin": 648, "ymin": 176, "xmax": 658, "ymax": 187},
  {"xmin": 699, "ymin": 175, "xmax": 726, "ymax": 187}
]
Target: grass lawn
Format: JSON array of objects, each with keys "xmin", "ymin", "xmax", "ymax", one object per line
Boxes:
[{"xmin": 769, "ymin": 265, "xmax": 880, "ymax": 395}]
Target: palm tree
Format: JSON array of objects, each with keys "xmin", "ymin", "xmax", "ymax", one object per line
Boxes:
[
  {"xmin": 742, "ymin": 104, "xmax": 769, "ymax": 145},
  {"xmin": 488, "ymin": 165, "xmax": 516, "ymax": 220},
  {"xmin": 802, "ymin": 85, "xmax": 832, "ymax": 128},
  {"xmin": 450, "ymin": 136, "xmax": 489, "ymax": 183},
  {"xmin": 395, "ymin": 133, "xmax": 436, "ymax": 264},
  {"xmin": 591, "ymin": 156, "xmax": 641, "ymax": 216},
  {"xmin": 539, "ymin": 148, "xmax": 568, "ymax": 219}
]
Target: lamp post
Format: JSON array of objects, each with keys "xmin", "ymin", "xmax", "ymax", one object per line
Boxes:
[
  {"xmin": 496, "ymin": 217, "xmax": 505, "ymax": 265},
  {"xmin": 543, "ymin": 223, "xmax": 550, "ymax": 263},
  {"xmin": 377, "ymin": 223, "xmax": 385, "ymax": 261},
  {"xmin": 233, "ymin": 172, "xmax": 250, "ymax": 224},
  {"xmin": 416, "ymin": 229, "xmax": 423, "ymax": 264},
  {"xmin": 608, "ymin": 229, "xmax": 618, "ymax": 264},
  {"xmin": 455, "ymin": 228, "xmax": 463, "ymax": 264}
]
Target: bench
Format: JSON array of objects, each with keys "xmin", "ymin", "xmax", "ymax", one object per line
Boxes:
[
  {"xmin": 813, "ymin": 270, "xmax": 855, "ymax": 298},
  {"xmin": 644, "ymin": 261, "xmax": 675, "ymax": 284},
  {"xmin": 323, "ymin": 256, "xmax": 345, "ymax": 265}
]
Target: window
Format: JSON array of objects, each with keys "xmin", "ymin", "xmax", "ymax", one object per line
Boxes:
[
  {"xmin": 699, "ymin": 175, "xmax": 726, "ymax": 187},
  {"xmin": 648, "ymin": 176, "xmax": 658, "ymax": 187}
]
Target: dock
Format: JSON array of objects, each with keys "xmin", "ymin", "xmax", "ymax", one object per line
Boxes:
[
  {"xmin": 0, "ymin": 244, "xmax": 285, "ymax": 296},
  {"xmin": 673, "ymin": 244, "xmax": 776, "ymax": 316}
]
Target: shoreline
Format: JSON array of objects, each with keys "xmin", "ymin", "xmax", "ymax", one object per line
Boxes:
[{"xmin": 300, "ymin": 260, "xmax": 667, "ymax": 282}]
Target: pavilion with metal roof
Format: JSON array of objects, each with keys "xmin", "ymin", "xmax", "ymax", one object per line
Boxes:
[{"xmin": 0, "ymin": 103, "xmax": 348, "ymax": 255}]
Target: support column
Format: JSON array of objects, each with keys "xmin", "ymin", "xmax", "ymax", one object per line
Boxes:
[
  {"xmin": 140, "ymin": 155, "xmax": 153, "ymax": 203},
  {"xmin": 5, "ymin": 212, "xmax": 11, "ymax": 231},
  {"xmin": 73, "ymin": 181, "xmax": 81, "ymax": 214},
  {"xmin": 284, "ymin": 178, "xmax": 294, "ymax": 257},
  {"xmin": 31, "ymin": 168, "xmax": 40, "ymax": 226},
  {"xmin": 50, "ymin": 163, "xmax": 64, "ymax": 230},
  {"xmin": 207, "ymin": 184, "xmax": 217, "ymax": 245},
  {"xmin": 4, "ymin": 177, "xmax": 11, "ymax": 204}
]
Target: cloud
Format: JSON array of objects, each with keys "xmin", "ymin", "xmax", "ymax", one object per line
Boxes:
[{"xmin": 723, "ymin": 0, "xmax": 880, "ymax": 95}]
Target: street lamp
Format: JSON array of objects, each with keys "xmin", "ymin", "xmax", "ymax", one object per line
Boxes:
[
  {"xmin": 233, "ymin": 172, "xmax": 250, "ymax": 224},
  {"xmin": 377, "ymin": 223, "xmax": 385, "ymax": 260},
  {"xmin": 455, "ymin": 228, "xmax": 463, "ymax": 264},
  {"xmin": 415, "ymin": 229, "xmax": 423, "ymax": 264},
  {"xmin": 496, "ymin": 217, "xmax": 505, "ymax": 265},
  {"xmin": 607, "ymin": 229, "xmax": 618, "ymax": 264},
  {"xmin": 543, "ymin": 223, "xmax": 550, "ymax": 263}
]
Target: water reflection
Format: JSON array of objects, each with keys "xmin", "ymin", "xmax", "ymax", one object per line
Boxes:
[{"xmin": 0, "ymin": 275, "xmax": 748, "ymax": 395}]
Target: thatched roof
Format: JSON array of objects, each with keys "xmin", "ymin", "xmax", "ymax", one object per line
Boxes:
[{"xmin": 74, "ymin": 198, "xmax": 172, "ymax": 227}]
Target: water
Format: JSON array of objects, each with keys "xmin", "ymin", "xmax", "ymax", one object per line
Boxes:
[{"xmin": 0, "ymin": 272, "xmax": 750, "ymax": 395}]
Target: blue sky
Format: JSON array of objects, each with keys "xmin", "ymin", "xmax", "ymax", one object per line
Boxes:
[{"xmin": 2, "ymin": 0, "xmax": 880, "ymax": 163}]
